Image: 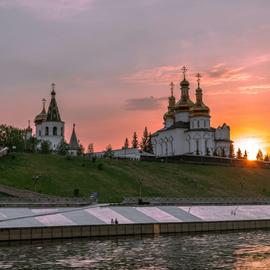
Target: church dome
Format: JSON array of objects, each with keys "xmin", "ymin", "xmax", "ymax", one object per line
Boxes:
[
  {"xmin": 190, "ymin": 87, "xmax": 210, "ymax": 117},
  {"xmin": 163, "ymin": 111, "xmax": 174, "ymax": 121},
  {"xmin": 174, "ymin": 98, "xmax": 194, "ymax": 112},
  {"xmin": 34, "ymin": 111, "xmax": 47, "ymax": 124},
  {"xmin": 34, "ymin": 99, "xmax": 47, "ymax": 124},
  {"xmin": 180, "ymin": 78, "xmax": 189, "ymax": 87}
]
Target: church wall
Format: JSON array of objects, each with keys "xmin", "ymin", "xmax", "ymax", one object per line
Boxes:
[
  {"xmin": 186, "ymin": 130, "xmax": 215, "ymax": 155},
  {"xmin": 175, "ymin": 112, "xmax": 189, "ymax": 122},
  {"xmin": 164, "ymin": 118, "xmax": 174, "ymax": 128},
  {"xmin": 36, "ymin": 121, "xmax": 65, "ymax": 150},
  {"xmin": 215, "ymin": 124, "xmax": 230, "ymax": 141},
  {"xmin": 152, "ymin": 128, "xmax": 188, "ymax": 157},
  {"xmin": 190, "ymin": 116, "xmax": 210, "ymax": 130}
]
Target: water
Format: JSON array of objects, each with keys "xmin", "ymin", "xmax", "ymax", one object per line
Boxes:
[{"xmin": 1, "ymin": 230, "xmax": 270, "ymax": 269}]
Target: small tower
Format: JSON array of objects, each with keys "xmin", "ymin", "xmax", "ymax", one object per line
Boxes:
[
  {"xmin": 174, "ymin": 66, "xmax": 194, "ymax": 122},
  {"xmin": 68, "ymin": 124, "xmax": 80, "ymax": 156},
  {"xmin": 26, "ymin": 120, "xmax": 33, "ymax": 140},
  {"xmin": 44, "ymin": 83, "xmax": 65, "ymax": 150},
  {"xmin": 163, "ymin": 82, "xmax": 176, "ymax": 128}
]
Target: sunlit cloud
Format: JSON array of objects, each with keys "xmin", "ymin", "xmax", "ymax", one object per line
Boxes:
[
  {"xmin": 0, "ymin": 0, "xmax": 93, "ymax": 20},
  {"xmin": 238, "ymin": 84, "xmax": 270, "ymax": 95},
  {"xmin": 122, "ymin": 65, "xmax": 180, "ymax": 85},
  {"xmin": 203, "ymin": 64, "xmax": 251, "ymax": 86}
]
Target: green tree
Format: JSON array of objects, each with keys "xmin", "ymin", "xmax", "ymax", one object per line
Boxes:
[
  {"xmin": 0, "ymin": 125, "xmax": 25, "ymax": 151},
  {"xmin": 104, "ymin": 144, "xmax": 114, "ymax": 159},
  {"xmin": 236, "ymin": 148, "xmax": 242, "ymax": 159},
  {"xmin": 256, "ymin": 149, "xmax": 264, "ymax": 161},
  {"xmin": 132, "ymin": 131, "xmax": 139, "ymax": 148},
  {"xmin": 40, "ymin": 141, "xmax": 51, "ymax": 154},
  {"xmin": 78, "ymin": 144, "xmax": 85, "ymax": 156},
  {"xmin": 57, "ymin": 139, "xmax": 69, "ymax": 155},
  {"xmin": 140, "ymin": 127, "xmax": 149, "ymax": 152},
  {"xmin": 145, "ymin": 132, "xmax": 153, "ymax": 153},
  {"xmin": 123, "ymin": 137, "xmax": 129, "ymax": 149},
  {"xmin": 229, "ymin": 142, "xmax": 235, "ymax": 158},
  {"xmin": 243, "ymin": 150, "xmax": 248, "ymax": 160},
  {"xmin": 25, "ymin": 136, "xmax": 38, "ymax": 152}
]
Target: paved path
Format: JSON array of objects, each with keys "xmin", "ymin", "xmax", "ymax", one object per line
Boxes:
[{"xmin": 1, "ymin": 204, "xmax": 270, "ymax": 228}]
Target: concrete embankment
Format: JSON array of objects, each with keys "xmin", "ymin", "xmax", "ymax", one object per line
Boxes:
[
  {"xmin": 1, "ymin": 204, "xmax": 270, "ymax": 241},
  {"xmin": 1, "ymin": 219, "xmax": 270, "ymax": 241}
]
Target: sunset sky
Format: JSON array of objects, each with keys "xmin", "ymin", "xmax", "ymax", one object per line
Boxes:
[{"xmin": 0, "ymin": 0, "xmax": 270, "ymax": 156}]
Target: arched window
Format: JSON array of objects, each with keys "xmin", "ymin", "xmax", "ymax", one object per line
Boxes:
[
  {"xmin": 53, "ymin": 127, "xmax": 57, "ymax": 136},
  {"xmin": 39, "ymin": 130, "xmax": 41, "ymax": 136},
  {"xmin": 45, "ymin": 127, "xmax": 49, "ymax": 136},
  {"xmin": 61, "ymin": 127, "xmax": 64, "ymax": 136}
]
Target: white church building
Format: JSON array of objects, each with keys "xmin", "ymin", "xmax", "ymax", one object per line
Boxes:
[
  {"xmin": 151, "ymin": 67, "xmax": 231, "ymax": 157},
  {"xmin": 26, "ymin": 83, "xmax": 80, "ymax": 154}
]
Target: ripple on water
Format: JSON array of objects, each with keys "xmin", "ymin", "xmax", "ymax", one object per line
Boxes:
[{"xmin": 1, "ymin": 231, "xmax": 270, "ymax": 269}]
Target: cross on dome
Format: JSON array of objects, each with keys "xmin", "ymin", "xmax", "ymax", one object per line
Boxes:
[
  {"xmin": 51, "ymin": 83, "xmax": 56, "ymax": 96},
  {"xmin": 181, "ymin": 66, "xmax": 188, "ymax": 79},
  {"xmin": 195, "ymin": 73, "xmax": 202, "ymax": 87},
  {"xmin": 170, "ymin": 82, "xmax": 174, "ymax": 96}
]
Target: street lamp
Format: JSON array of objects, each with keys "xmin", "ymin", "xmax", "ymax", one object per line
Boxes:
[
  {"xmin": 138, "ymin": 179, "xmax": 142, "ymax": 204},
  {"xmin": 32, "ymin": 175, "xmax": 40, "ymax": 192}
]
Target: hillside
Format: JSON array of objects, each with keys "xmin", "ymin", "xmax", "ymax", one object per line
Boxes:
[{"xmin": 1, "ymin": 153, "xmax": 270, "ymax": 202}]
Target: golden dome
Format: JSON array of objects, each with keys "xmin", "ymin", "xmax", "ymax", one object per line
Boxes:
[
  {"xmin": 190, "ymin": 87, "xmax": 210, "ymax": 117},
  {"xmin": 34, "ymin": 99, "xmax": 47, "ymax": 124}
]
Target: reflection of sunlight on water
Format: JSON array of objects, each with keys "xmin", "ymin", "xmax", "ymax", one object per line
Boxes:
[
  {"xmin": 234, "ymin": 245, "xmax": 270, "ymax": 269},
  {"xmin": 56, "ymin": 258, "xmax": 97, "ymax": 268}
]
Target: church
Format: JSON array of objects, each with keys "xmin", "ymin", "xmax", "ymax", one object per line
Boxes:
[
  {"xmin": 151, "ymin": 67, "xmax": 231, "ymax": 157},
  {"xmin": 26, "ymin": 83, "xmax": 80, "ymax": 155}
]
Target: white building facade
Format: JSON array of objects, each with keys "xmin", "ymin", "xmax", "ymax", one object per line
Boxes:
[{"xmin": 152, "ymin": 69, "xmax": 231, "ymax": 157}]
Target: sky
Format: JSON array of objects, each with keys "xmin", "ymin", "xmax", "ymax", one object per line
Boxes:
[{"xmin": 0, "ymin": 0, "xmax": 270, "ymax": 155}]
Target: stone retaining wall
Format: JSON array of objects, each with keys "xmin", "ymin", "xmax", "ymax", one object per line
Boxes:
[{"xmin": 1, "ymin": 219, "xmax": 270, "ymax": 241}]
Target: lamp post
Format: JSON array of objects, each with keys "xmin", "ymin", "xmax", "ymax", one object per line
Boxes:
[
  {"xmin": 138, "ymin": 179, "xmax": 142, "ymax": 204},
  {"xmin": 32, "ymin": 175, "xmax": 39, "ymax": 192}
]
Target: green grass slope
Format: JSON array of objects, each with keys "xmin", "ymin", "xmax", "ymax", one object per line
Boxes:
[{"xmin": 1, "ymin": 153, "xmax": 270, "ymax": 202}]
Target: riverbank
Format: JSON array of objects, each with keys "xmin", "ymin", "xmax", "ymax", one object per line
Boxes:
[{"xmin": 1, "ymin": 153, "xmax": 270, "ymax": 202}]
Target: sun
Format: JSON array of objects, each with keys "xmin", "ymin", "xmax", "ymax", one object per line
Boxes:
[{"xmin": 234, "ymin": 137, "xmax": 265, "ymax": 160}]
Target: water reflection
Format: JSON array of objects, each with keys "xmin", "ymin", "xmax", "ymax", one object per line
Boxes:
[{"xmin": 0, "ymin": 231, "xmax": 270, "ymax": 269}]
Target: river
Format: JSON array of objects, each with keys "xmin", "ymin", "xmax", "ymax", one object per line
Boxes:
[{"xmin": 1, "ymin": 230, "xmax": 270, "ymax": 269}]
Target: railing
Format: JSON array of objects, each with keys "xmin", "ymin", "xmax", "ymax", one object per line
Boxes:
[{"xmin": 122, "ymin": 197, "xmax": 270, "ymax": 205}]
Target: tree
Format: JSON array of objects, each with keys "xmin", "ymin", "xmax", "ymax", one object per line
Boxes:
[
  {"xmin": 229, "ymin": 142, "xmax": 235, "ymax": 158},
  {"xmin": 132, "ymin": 131, "xmax": 139, "ymax": 148},
  {"xmin": 87, "ymin": 143, "xmax": 94, "ymax": 154},
  {"xmin": 40, "ymin": 141, "xmax": 51, "ymax": 154},
  {"xmin": 264, "ymin": 154, "xmax": 270, "ymax": 162},
  {"xmin": 123, "ymin": 137, "xmax": 129, "ymax": 149},
  {"xmin": 236, "ymin": 148, "xmax": 242, "ymax": 159},
  {"xmin": 0, "ymin": 125, "xmax": 25, "ymax": 151},
  {"xmin": 256, "ymin": 149, "xmax": 264, "ymax": 161},
  {"xmin": 25, "ymin": 136, "xmax": 38, "ymax": 152},
  {"xmin": 145, "ymin": 132, "xmax": 153, "ymax": 153},
  {"xmin": 221, "ymin": 148, "xmax": 226, "ymax": 157},
  {"xmin": 78, "ymin": 144, "xmax": 85, "ymax": 156},
  {"xmin": 243, "ymin": 150, "xmax": 248, "ymax": 160},
  {"xmin": 104, "ymin": 144, "xmax": 114, "ymax": 159},
  {"xmin": 140, "ymin": 127, "xmax": 149, "ymax": 152},
  {"xmin": 58, "ymin": 139, "xmax": 69, "ymax": 155}
]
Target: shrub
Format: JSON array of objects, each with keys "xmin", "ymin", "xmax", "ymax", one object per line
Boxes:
[{"xmin": 97, "ymin": 163, "xmax": 104, "ymax": 170}]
